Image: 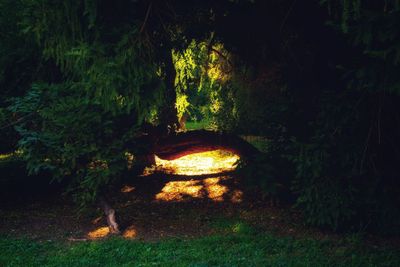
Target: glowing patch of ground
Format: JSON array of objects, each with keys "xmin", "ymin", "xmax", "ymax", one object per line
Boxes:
[
  {"xmin": 122, "ymin": 226, "xmax": 137, "ymax": 239},
  {"xmin": 87, "ymin": 226, "xmax": 137, "ymax": 239},
  {"xmin": 149, "ymin": 150, "xmax": 240, "ymax": 176},
  {"xmin": 203, "ymin": 177, "xmax": 227, "ymax": 202},
  {"xmin": 156, "ymin": 177, "xmax": 230, "ymax": 202},
  {"xmin": 87, "ymin": 226, "xmax": 110, "ymax": 239}
]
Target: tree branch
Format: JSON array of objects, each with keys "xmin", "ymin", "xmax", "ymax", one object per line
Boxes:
[{"xmin": 140, "ymin": 1, "xmax": 153, "ymax": 34}]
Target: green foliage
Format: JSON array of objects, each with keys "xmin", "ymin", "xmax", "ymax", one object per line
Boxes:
[
  {"xmin": 173, "ymin": 40, "xmax": 289, "ymax": 135},
  {"xmin": 321, "ymin": 0, "xmax": 400, "ymax": 94},
  {"xmin": 288, "ymin": 0, "xmax": 400, "ymax": 233},
  {"xmin": 1, "ymin": 0, "xmax": 400, "ymax": 235},
  {"xmin": 17, "ymin": 0, "xmax": 166, "ymax": 115},
  {"xmin": 192, "ymin": 0, "xmax": 400, "ymax": 234},
  {"xmin": 236, "ymin": 154, "xmax": 282, "ymax": 200},
  {"xmin": 287, "ymin": 87, "xmax": 400, "ymax": 233},
  {"xmin": 224, "ymin": 67, "xmax": 289, "ymax": 135},
  {"xmin": 290, "ymin": 143, "xmax": 356, "ymax": 230},
  {"xmin": 0, "ymin": 0, "xmax": 43, "ymax": 152},
  {"xmin": 173, "ymin": 40, "xmax": 228, "ymax": 122},
  {"xmin": 0, "ymin": 0, "xmax": 40, "ymax": 98},
  {"xmin": 10, "ymin": 83, "xmax": 140, "ymax": 206},
  {"xmin": 4, "ymin": 0, "xmax": 173, "ymax": 206},
  {"xmin": 230, "ymin": 1, "xmax": 400, "ymax": 233},
  {"xmin": 287, "ymin": 91, "xmax": 360, "ymax": 230}
]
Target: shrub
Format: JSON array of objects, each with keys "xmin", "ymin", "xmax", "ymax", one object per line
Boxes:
[{"xmin": 10, "ymin": 83, "xmax": 139, "ymax": 207}]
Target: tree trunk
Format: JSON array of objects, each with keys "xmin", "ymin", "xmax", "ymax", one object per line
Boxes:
[
  {"xmin": 98, "ymin": 196, "xmax": 120, "ymax": 234},
  {"xmin": 159, "ymin": 47, "xmax": 179, "ymax": 129}
]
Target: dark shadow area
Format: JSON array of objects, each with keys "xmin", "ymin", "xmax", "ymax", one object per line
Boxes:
[{"xmin": 0, "ymin": 158, "xmax": 61, "ymax": 205}]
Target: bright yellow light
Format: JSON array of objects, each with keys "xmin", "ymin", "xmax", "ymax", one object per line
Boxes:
[
  {"xmin": 146, "ymin": 150, "xmax": 242, "ymax": 202},
  {"xmin": 155, "ymin": 176, "xmax": 231, "ymax": 202},
  {"xmin": 150, "ymin": 150, "xmax": 239, "ymax": 176},
  {"xmin": 87, "ymin": 226, "xmax": 110, "ymax": 239},
  {"xmin": 204, "ymin": 177, "xmax": 227, "ymax": 202},
  {"xmin": 122, "ymin": 226, "xmax": 137, "ymax": 239},
  {"xmin": 87, "ymin": 225, "xmax": 138, "ymax": 239},
  {"xmin": 156, "ymin": 180, "xmax": 204, "ymax": 201}
]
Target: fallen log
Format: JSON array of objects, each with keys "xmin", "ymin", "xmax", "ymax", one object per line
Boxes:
[{"xmin": 154, "ymin": 130, "xmax": 260, "ymax": 160}]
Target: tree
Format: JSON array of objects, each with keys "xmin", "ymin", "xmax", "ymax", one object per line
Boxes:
[
  {"xmin": 4, "ymin": 0, "xmax": 400, "ymax": 235},
  {"xmin": 9, "ymin": 0, "xmax": 184, "ymax": 232},
  {"xmin": 6, "ymin": 0, "xmax": 249, "ymax": 232}
]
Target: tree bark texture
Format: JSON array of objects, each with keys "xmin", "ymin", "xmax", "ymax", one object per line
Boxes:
[
  {"xmin": 98, "ymin": 196, "xmax": 120, "ymax": 234},
  {"xmin": 154, "ymin": 130, "xmax": 260, "ymax": 160}
]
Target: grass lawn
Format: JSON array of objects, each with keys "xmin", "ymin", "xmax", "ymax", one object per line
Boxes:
[
  {"xmin": 1, "ymin": 231, "xmax": 399, "ymax": 267},
  {"xmin": 185, "ymin": 120, "xmax": 213, "ymax": 131}
]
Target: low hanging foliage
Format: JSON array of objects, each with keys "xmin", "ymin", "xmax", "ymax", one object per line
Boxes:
[
  {"xmin": 173, "ymin": 39, "xmax": 232, "ymax": 124},
  {"xmin": 10, "ymin": 83, "xmax": 140, "ymax": 206},
  {"xmin": 9, "ymin": 0, "xmax": 170, "ymax": 207},
  {"xmin": 18, "ymin": 0, "xmax": 166, "ymax": 114}
]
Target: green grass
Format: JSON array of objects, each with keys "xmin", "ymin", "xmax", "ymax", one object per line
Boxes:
[
  {"xmin": 239, "ymin": 136, "xmax": 269, "ymax": 153},
  {"xmin": 1, "ymin": 231, "xmax": 399, "ymax": 267},
  {"xmin": 186, "ymin": 120, "xmax": 213, "ymax": 131},
  {"xmin": 185, "ymin": 121, "xmax": 270, "ymax": 152}
]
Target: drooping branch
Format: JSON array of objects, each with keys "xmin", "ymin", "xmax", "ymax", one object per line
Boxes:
[{"xmin": 139, "ymin": 1, "xmax": 153, "ymax": 34}]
